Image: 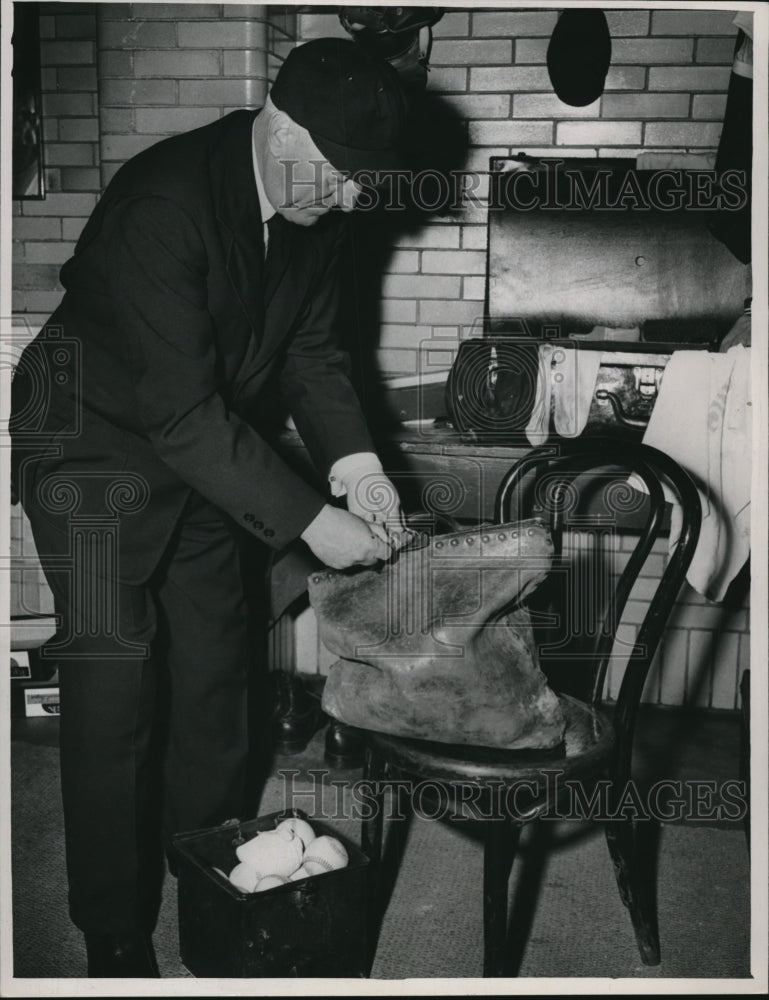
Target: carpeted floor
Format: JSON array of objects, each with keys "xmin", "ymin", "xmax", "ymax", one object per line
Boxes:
[{"xmin": 9, "ymin": 724, "xmax": 752, "ymax": 983}]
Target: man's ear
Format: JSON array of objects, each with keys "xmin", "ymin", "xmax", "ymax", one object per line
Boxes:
[{"xmin": 267, "ymin": 109, "xmax": 293, "ymax": 156}]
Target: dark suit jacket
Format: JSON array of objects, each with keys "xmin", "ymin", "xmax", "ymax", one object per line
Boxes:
[{"xmin": 11, "ymin": 110, "xmax": 374, "ymax": 583}]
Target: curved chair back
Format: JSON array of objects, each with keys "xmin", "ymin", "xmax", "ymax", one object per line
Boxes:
[{"xmin": 494, "ymin": 441, "xmax": 701, "ymax": 770}]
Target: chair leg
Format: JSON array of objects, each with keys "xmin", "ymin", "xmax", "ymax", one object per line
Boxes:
[
  {"xmin": 361, "ymin": 748, "xmax": 386, "ymax": 864},
  {"xmin": 361, "ymin": 749, "xmax": 388, "ymax": 970},
  {"xmin": 482, "ymin": 819, "xmax": 521, "ymax": 977},
  {"xmin": 604, "ymin": 818, "xmax": 660, "ymax": 965}
]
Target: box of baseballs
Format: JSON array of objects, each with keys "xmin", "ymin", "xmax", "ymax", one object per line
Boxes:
[{"xmin": 173, "ymin": 809, "xmax": 370, "ymax": 978}]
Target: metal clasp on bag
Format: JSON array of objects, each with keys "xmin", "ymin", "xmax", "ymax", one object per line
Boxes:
[{"xmin": 632, "ymin": 366, "xmax": 663, "ymax": 400}]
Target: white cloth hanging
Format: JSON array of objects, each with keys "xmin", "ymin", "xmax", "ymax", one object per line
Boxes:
[
  {"xmin": 636, "ymin": 345, "xmax": 752, "ymax": 602},
  {"xmin": 525, "ymin": 344, "xmax": 602, "ymax": 444}
]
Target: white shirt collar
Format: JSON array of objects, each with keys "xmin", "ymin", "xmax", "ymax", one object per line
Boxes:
[{"xmin": 252, "ymin": 116, "xmax": 276, "ymax": 224}]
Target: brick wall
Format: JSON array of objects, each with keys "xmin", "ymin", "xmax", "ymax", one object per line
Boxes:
[
  {"xmin": 11, "ymin": 2, "xmax": 293, "ymax": 322},
  {"xmin": 9, "ymin": 4, "xmax": 751, "ymax": 710},
  {"xmin": 296, "ymin": 5, "xmax": 744, "ymax": 376},
  {"xmin": 12, "ymin": 1, "xmax": 101, "ymax": 329},
  {"xmin": 97, "ymin": 3, "xmax": 287, "ymax": 186}
]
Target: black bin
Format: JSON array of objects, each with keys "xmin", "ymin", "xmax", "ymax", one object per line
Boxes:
[{"xmin": 174, "ymin": 810, "xmax": 370, "ymax": 978}]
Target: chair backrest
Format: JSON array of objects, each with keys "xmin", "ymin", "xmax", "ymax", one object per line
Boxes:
[{"xmin": 493, "ymin": 442, "xmax": 701, "ymax": 751}]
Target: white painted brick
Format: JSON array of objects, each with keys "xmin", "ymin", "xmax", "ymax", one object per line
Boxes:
[
  {"xmin": 463, "ymin": 276, "xmax": 486, "ymax": 301},
  {"xmin": 605, "ymin": 10, "xmax": 650, "ymax": 37},
  {"xmin": 421, "ymin": 250, "xmax": 486, "ymax": 275},
  {"xmin": 392, "ymin": 226, "xmax": 461, "ymax": 250},
  {"xmin": 611, "ymin": 37, "xmax": 694, "ymax": 64},
  {"xmin": 462, "ymin": 226, "xmax": 487, "ymax": 250},
  {"xmin": 604, "ymin": 66, "xmax": 647, "ymax": 90},
  {"xmin": 602, "ymin": 93, "xmax": 690, "ymax": 119},
  {"xmin": 472, "ymin": 11, "xmax": 558, "ymax": 37},
  {"xmin": 692, "ymin": 94, "xmax": 728, "ymax": 119},
  {"xmin": 515, "ymin": 38, "xmax": 549, "ymax": 64},
  {"xmin": 101, "ymin": 133, "xmax": 161, "ymax": 161},
  {"xmin": 427, "ymin": 67, "xmax": 467, "ymax": 93},
  {"xmin": 607, "ymin": 623, "xmax": 637, "ymax": 701},
  {"xmin": 433, "ymin": 12, "xmax": 470, "ymax": 38},
  {"xmin": 419, "ymin": 299, "xmax": 483, "ymax": 327},
  {"xmin": 432, "ymin": 40, "xmax": 512, "ymax": 66},
  {"xmin": 557, "ymin": 122, "xmax": 642, "ymax": 146},
  {"xmin": 382, "ymin": 274, "xmax": 461, "ymax": 299},
  {"xmin": 297, "ymin": 12, "xmax": 346, "ymax": 41},
  {"xmin": 380, "ymin": 299, "xmax": 417, "ymax": 324},
  {"xmin": 179, "ymin": 79, "xmax": 264, "ymax": 106},
  {"xmin": 696, "ymin": 37, "xmax": 739, "ymax": 63},
  {"xmin": 514, "ymin": 94, "xmax": 601, "ymax": 119},
  {"xmin": 658, "ymin": 628, "xmax": 689, "ymax": 706},
  {"xmin": 651, "ymin": 10, "xmax": 739, "ymax": 36},
  {"xmin": 687, "ymin": 630, "xmax": 713, "ymax": 708},
  {"xmin": 462, "ymin": 146, "xmax": 508, "ymax": 173},
  {"xmin": 515, "ymin": 147, "xmax": 599, "ymax": 159},
  {"xmin": 711, "ymin": 631, "xmax": 741, "ymax": 710},
  {"xmin": 471, "ymin": 66, "xmax": 552, "ymax": 92},
  {"xmin": 383, "ymin": 251, "xmax": 420, "ymax": 274},
  {"xmin": 648, "ymin": 66, "xmax": 732, "ymax": 92},
  {"xmin": 378, "ymin": 323, "xmax": 428, "ymax": 349},
  {"xmin": 376, "ymin": 348, "xmax": 418, "ymax": 375},
  {"xmin": 456, "ymin": 171, "xmax": 490, "ymax": 205},
  {"xmin": 177, "ymin": 20, "xmax": 268, "ymax": 48},
  {"xmin": 645, "ymin": 122, "xmax": 723, "ymax": 148},
  {"xmin": 135, "ymin": 107, "xmax": 216, "ymax": 133},
  {"xmin": 642, "ymin": 646, "xmax": 663, "ymax": 705},
  {"xmin": 470, "ymin": 121, "xmax": 553, "ymax": 146},
  {"xmin": 25, "ymin": 242, "xmax": 77, "ymax": 264},
  {"xmin": 442, "ymin": 94, "xmax": 510, "ymax": 120}
]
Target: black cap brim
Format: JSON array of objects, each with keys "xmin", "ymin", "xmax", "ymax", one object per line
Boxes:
[{"xmin": 310, "ymin": 129, "xmax": 403, "ymax": 177}]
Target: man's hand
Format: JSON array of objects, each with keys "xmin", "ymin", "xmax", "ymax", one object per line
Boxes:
[
  {"xmin": 300, "ymin": 504, "xmax": 393, "ymax": 569},
  {"xmin": 345, "ymin": 470, "xmax": 410, "ymax": 550}
]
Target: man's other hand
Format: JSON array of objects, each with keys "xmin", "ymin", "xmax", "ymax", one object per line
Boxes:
[
  {"xmin": 345, "ymin": 471, "xmax": 409, "ymax": 550},
  {"xmin": 300, "ymin": 505, "xmax": 393, "ymax": 569}
]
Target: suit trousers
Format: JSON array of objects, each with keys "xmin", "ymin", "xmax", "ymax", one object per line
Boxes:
[{"xmin": 26, "ymin": 490, "xmax": 253, "ymax": 936}]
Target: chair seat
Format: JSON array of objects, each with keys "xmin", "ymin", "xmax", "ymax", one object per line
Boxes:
[{"xmin": 362, "ymin": 694, "xmax": 615, "ymax": 786}]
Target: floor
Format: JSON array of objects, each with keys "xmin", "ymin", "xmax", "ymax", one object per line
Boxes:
[
  {"xmin": 11, "ymin": 697, "xmax": 746, "ymax": 811},
  {"xmin": 8, "ymin": 695, "xmax": 752, "ymax": 981}
]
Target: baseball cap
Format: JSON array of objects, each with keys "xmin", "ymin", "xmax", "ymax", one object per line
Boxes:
[{"xmin": 269, "ymin": 38, "xmax": 408, "ymax": 175}]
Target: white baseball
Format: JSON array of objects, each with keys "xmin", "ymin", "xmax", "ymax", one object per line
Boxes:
[
  {"xmin": 235, "ymin": 829, "xmax": 303, "ymax": 877},
  {"xmin": 288, "ymin": 865, "xmax": 312, "ymax": 882},
  {"xmin": 228, "ymin": 861, "xmax": 260, "ymax": 893},
  {"xmin": 254, "ymin": 874, "xmax": 290, "ymax": 892},
  {"xmin": 302, "ymin": 835, "xmax": 348, "ymax": 874},
  {"xmin": 275, "ymin": 816, "xmax": 316, "ymax": 851}
]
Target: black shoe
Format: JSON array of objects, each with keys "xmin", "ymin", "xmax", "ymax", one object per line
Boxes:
[
  {"xmin": 324, "ymin": 721, "xmax": 365, "ymax": 769},
  {"xmin": 272, "ymin": 671, "xmax": 324, "ymax": 755},
  {"xmin": 84, "ymin": 932, "xmax": 160, "ymax": 978}
]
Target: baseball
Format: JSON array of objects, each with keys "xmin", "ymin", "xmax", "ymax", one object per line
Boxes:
[
  {"xmin": 228, "ymin": 861, "xmax": 260, "ymax": 893},
  {"xmin": 254, "ymin": 874, "xmax": 290, "ymax": 892},
  {"xmin": 235, "ymin": 829, "xmax": 303, "ymax": 877},
  {"xmin": 275, "ymin": 816, "xmax": 316, "ymax": 851},
  {"xmin": 302, "ymin": 834, "xmax": 348, "ymax": 874},
  {"xmin": 289, "ymin": 865, "xmax": 311, "ymax": 882}
]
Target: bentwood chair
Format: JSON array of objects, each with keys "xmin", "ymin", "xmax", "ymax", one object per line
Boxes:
[{"xmin": 359, "ymin": 440, "xmax": 701, "ymax": 977}]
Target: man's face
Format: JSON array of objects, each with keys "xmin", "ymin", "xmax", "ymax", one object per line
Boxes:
[{"xmin": 264, "ymin": 113, "xmax": 363, "ymax": 227}]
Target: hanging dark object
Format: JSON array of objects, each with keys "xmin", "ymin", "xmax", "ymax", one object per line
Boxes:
[
  {"xmin": 547, "ymin": 8, "xmax": 612, "ymax": 107},
  {"xmin": 708, "ymin": 28, "xmax": 752, "ymax": 264},
  {"xmin": 339, "ymin": 6, "xmax": 445, "ymax": 90}
]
